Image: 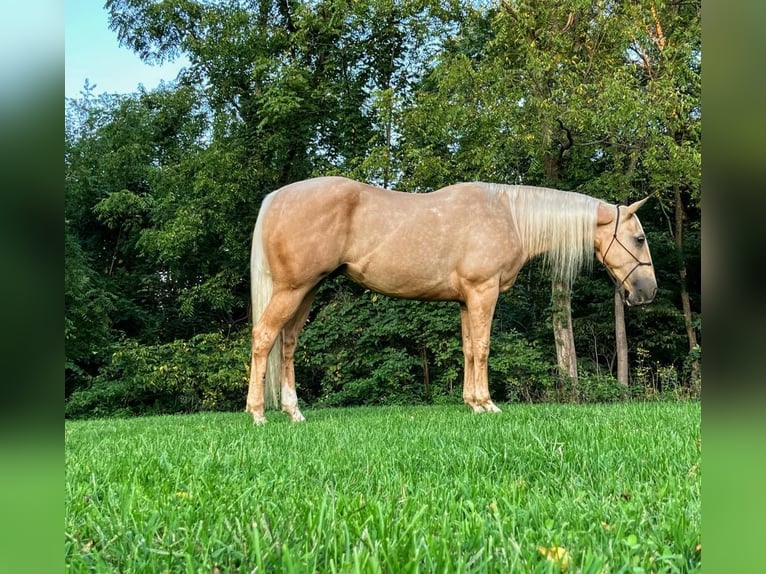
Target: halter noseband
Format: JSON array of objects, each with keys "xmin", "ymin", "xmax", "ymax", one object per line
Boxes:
[{"xmin": 601, "ymin": 205, "xmax": 653, "ymax": 289}]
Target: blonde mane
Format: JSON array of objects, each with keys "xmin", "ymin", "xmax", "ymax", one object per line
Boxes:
[{"xmin": 486, "ymin": 184, "xmax": 599, "ymax": 285}]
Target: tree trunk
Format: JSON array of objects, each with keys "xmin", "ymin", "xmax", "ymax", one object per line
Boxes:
[
  {"xmin": 421, "ymin": 344, "xmax": 430, "ymax": 397},
  {"xmin": 674, "ymin": 184, "xmax": 701, "ymax": 384},
  {"xmin": 544, "ymin": 121, "xmax": 579, "ymax": 397},
  {"xmin": 552, "ymin": 280, "xmax": 578, "ymax": 396},
  {"xmin": 614, "ymin": 286, "xmax": 628, "ymax": 386}
]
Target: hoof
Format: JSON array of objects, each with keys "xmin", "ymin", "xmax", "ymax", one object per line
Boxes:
[
  {"xmin": 483, "ymin": 401, "xmax": 502, "ymax": 413},
  {"xmin": 468, "ymin": 403, "xmax": 486, "ymax": 413},
  {"xmin": 250, "ymin": 412, "xmax": 267, "ymax": 425},
  {"xmin": 282, "ymin": 404, "xmax": 306, "ymax": 422},
  {"xmin": 288, "ymin": 410, "xmax": 306, "ymax": 423}
]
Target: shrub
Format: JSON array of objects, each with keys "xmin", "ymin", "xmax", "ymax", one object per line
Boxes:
[
  {"xmin": 488, "ymin": 330, "xmax": 555, "ymax": 402},
  {"xmin": 65, "ymin": 332, "xmax": 250, "ymax": 418},
  {"xmin": 296, "ymin": 283, "xmax": 465, "ymax": 407},
  {"xmin": 574, "ymin": 372, "xmax": 630, "ymax": 403}
]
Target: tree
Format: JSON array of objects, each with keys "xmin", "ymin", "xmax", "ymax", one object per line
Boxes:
[
  {"xmin": 64, "ymin": 222, "xmax": 115, "ymax": 396},
  {"xmin": 621, "ymin": 0, "xmax": 701, "ymax": 385}
]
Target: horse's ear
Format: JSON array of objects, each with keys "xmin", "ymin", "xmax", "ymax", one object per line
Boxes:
[
  {"xmin": 626, "ymin": 196, "xmax": 650, "ymax": 215},
  {"xmin": 597, "ymin": 202, "xmax": 615, "ymax": 225}
]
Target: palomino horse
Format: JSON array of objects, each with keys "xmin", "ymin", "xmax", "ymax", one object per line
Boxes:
[{"xmin": 247, "ymin": 176, "xmax": 656, "ymax": 423}]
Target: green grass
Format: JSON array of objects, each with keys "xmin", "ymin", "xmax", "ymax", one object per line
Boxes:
[{"xmin": 65, "ymin": 403, "xmax": 700, "ymax": 572}]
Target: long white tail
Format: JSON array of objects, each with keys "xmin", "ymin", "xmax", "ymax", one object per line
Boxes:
[{"xmin": 250, "ymin": 192, "xmax": 281, "ymax": 409}]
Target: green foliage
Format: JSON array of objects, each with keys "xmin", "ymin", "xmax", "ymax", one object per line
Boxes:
[
  {"xmin": 488, "ymin": 331, "xmax": 554, "ymax": 403},
  {"xmin": 296, "ymin": 280, "xmax": 464, "ymax": 407},
  {"xmin": 575, "ymin": 372, "xmax": 631, "ymax": 404},
  {"xmin": 630, "ymin": 346, "xmax": 701, "ymax": 402},
  {"xmin": 92, "ymin": 189, "xmax": 153, "ymax": 230},
  {"xmin": 65, "ymin": 332, "xmax": 250, "ymax": 419},
  {"xmin": 66, "ymin": 404, "xmax": 701, "ymax": 571},
  {"xmin": 66, "ymin": 85, "xmax": 213, "ymax": 346},
  {"xmin": 65, "ymin": 225, "xmax": 116, "ymax": 395}
]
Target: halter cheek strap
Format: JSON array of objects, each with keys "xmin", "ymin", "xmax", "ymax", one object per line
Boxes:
[{"xmin": 601, "ymin": 205, "xmax": 653, "ymax": 289}]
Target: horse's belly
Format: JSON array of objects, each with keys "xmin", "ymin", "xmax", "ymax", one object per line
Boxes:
[{"xmin": 344, "ymin": 262, "xmax": 460, "ymax": 301}]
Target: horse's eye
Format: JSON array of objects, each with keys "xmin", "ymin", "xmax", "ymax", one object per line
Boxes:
[{"xmin": 636, "ymin": 235, "xmax": 646, "ymax": 244}]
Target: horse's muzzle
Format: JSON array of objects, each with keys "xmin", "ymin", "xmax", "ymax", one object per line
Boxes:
[{"xmin": 624, "ymin": 279, "xmax": 657, "ymax": 307}]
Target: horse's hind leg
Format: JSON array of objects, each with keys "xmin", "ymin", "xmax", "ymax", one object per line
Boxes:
[
  {"xmin": 247, "ymin": 288, "xmax": 309, "ymax": 424},
  {"xmin": 279, "ymin": 287, "xmax": 318, "ymax": 422}
]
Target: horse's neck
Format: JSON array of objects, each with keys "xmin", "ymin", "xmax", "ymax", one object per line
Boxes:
[{"xmin": 507, "ymin": 187, "xmax": 597, "ymax": 285}]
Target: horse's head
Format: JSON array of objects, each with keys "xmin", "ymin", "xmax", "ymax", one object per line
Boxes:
[{"xmin": 594, "ymin": 198, "xmax": 657, "ymax": 306}]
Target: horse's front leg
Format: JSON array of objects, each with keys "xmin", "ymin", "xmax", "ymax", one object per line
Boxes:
[
  {"xmin": 464, "ymin": 282, "xmax": 502, "ymax": 414},
  {"xmin": 460, "ymin": 304, "xmax": 484, "ymax": 413}
]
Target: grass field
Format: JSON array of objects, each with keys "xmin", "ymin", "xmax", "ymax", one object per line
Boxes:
[{"xmin": 65, "ymin": 403, "xmax": 701, "ymax": 572}]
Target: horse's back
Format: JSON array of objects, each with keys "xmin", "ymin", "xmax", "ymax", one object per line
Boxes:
[{"xmin": 268, "ymin": 177, "xmax": 490, "ymax": 217}]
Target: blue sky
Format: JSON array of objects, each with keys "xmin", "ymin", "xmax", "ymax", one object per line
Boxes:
[{"xmin": 65, "ymin": 0, "xmax": 188, "ymax": 99}]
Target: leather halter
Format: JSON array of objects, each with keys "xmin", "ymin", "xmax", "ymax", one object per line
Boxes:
[{"xmin": 601, "ymin": 205, "xmax": 653, "ymax": 289}]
